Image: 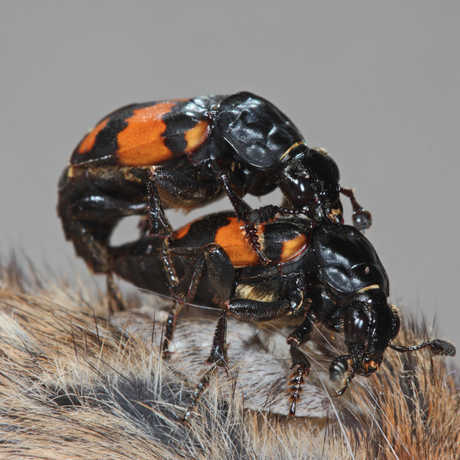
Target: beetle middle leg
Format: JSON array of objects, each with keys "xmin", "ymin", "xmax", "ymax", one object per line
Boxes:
[
  {"xmin": 217, "ymin": 277, "xmax": 311, "ymax": 416},
  {"xmin": 329, "ymin": 355, "xmax": 355, "ymax": 395},
  {"xmin": 145, "ymin": 167, "xmax": 186, "ymax": 357}
]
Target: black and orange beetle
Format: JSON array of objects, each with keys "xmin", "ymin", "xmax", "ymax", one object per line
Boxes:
[
  {"xmin": 108, "ymin": 211, "xmax": 455, "ymax": 417},
  {"xmin": 58, "ymin": 92, "xmax": 371, "ymax": 304}
]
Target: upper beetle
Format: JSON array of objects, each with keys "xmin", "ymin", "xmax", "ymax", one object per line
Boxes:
[{"xmin": 58, "ymin": 91, "xmax": 371, "ymax": 295}]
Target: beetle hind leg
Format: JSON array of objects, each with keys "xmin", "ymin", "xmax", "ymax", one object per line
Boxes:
[
  {"xmin": 161, "ymin": 243, "xmax": 235, "ymax": 359},
  {"xmin": 183, "ymin": 311, "xmax": 228, "ymax": 422},
  {"xmin": 58, "ymin": 166, "xmax": 148, "ymax": 312},
  {"xmin": 160, "ymin": 247, "xmax": 205, "ymax": 358}
]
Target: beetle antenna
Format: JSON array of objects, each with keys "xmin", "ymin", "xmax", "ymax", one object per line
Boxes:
[
  {"xmin": 340, "ymin": 187, "xmax": 372, "ymax": 230},
  {"xmin": 390, "ymin": 339, "xmax": 456, "ymax": 356}
]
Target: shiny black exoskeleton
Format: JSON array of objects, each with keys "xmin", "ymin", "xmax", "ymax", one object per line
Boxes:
[
  {"xmin": 58, "ymin": 92, "xmax": 371, "ymax": 308},
  {"xmin": 109, "ymin": 212, "xmax": 455, "ymax": 417}
]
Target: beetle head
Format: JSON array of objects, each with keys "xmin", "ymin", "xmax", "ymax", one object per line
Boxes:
[
  {"xmin": 343, "ymin": 288, "xmax": 400, "ymax": 376},
  {"xmin": 279, "ymin": 145, "xmax": 343, "ymax": 224}
]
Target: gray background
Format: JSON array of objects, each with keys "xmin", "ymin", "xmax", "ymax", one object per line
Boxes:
[{"xmin": 1, "ymin": 1, "xmax": 459, "ymax": 359}]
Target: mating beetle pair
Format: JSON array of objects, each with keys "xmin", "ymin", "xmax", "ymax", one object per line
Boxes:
[
  {"xmin": 58, "ymin": 91, "xmax": 454, "ymax": 417},
  {"xmin": 58, "ymin": 91, "xmax": 371, "ymax": 306},
  {"xmin": 109, "ymin": 211, "xmax": 455, "ymax": 416}
]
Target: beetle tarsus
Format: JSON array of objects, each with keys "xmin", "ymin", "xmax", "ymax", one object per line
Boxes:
[
  {"xmin": 288, "ymin": 347, "xmax": 311, "ymax": 416},
  {"xmin": 286, "ymin": 316, "xmax": 313, "ymax": 415}
]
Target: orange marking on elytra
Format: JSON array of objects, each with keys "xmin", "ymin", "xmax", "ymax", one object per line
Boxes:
[
  {"xmin": 173, "ymin": 223, "xmax": 191, "ymax": 240},
  {"xmin": 280, "ymin": 233, "xmax": 307, "ymax": 262},
  {"xmin": 215, "ymin": 218, "xmax": 263, "ymax": 267},
  {"xmin": 116, "ymin": 102, "xmax": 176, "ymax": 166},
  {"xmin": 77, "ymin": 118, "xmax": 109, "ymax": 154},
  {"xmin": 184, "ymin": 120, "xmax": 209, "ymax": 153}
]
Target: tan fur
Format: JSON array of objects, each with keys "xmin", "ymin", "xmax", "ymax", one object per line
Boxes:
[{"xmin": 0, "ymin": 259, "xmax": 458, "ymax": 459}]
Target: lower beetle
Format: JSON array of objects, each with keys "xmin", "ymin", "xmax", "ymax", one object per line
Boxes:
[
  {"xmin": 109, "ymin": 211, "xmax": 455, "ymax": 417},
  {"xmin": 58, "ymin": 92, "xmax": 371, "ymax": 309}
]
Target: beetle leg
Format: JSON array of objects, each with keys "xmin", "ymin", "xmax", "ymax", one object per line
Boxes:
[
  {"xmin": 226, "ymin": 273, "xmax": 305, "ymax": 321},
  {"xmin": 162, "ymin": 243, "xmax": 234, "ymax": 358},
  {"xmin": 226, "ymin": 292, "xmax": 303, "ymax": 321},
  {"xmin": 147, "ymin": 166, "xmax": 203, "ymax": 357},
  {"xmin": 59, "ymin": 194, "xmax": 145, "ymax": 274},
  {"xmin": 147, "ymin": 168, "xmax": 173, "ymax": 236},
  {"xmin": 161, "ymin": 248, "xmax": 207, "ymax": 358},
  {"xmin": 247, "ymin": 204, "xmax": 282, "ymax": 224},
  {"xmin": 226, "ymin": 298, "xmax": 292, "ymax": 321},
  {"xmin": 286, "ymin": 316, "xmax": 313, "ymax": 416},
  {"xmin": 246, "ymin": 204, "xmax": 309, "ymax": 225},
  {"xmin": 58, "ymin": 166, "xmax": 148, "ymax": 312},
  {"xmin": 340, "ymin": 187, "xmax": 372, "ymax": 230},
  {"xmin": 210, "ymin": 163, "xmax": 271, "ymax": 265},
  {"xmin": 183, "ymin": 311, "xmax": 228, "ymax": 422},
  {"xmin": 329, "ymin": 355, "xmax": 354, "ymax": 395}
]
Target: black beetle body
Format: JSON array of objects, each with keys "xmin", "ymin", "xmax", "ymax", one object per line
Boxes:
[
  {"xmin": 58, "ymin": 92, "xmax": 370, "ymax": 284},
  {"xmin": 109, "ymin": 211, "xmax": 455, "ymax": 416}
]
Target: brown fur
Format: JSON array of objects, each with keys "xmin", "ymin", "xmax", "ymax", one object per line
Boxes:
[{"xmin": 0, "ymin": 257, "xmax": 458, "ymax": 459}]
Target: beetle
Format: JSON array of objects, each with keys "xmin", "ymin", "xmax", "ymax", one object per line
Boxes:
[
  {"xmin": 58, "ymin": 92, "xmax": 371, "ymax": 309},
  {"xmin": 108, "ymin": 211, "xmax": 455, "ymax": 417}
]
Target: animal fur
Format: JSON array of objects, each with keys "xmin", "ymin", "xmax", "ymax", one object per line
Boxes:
[{"xmin": 0, "ymin": 257, "xmax": 458, "ymax": 459}]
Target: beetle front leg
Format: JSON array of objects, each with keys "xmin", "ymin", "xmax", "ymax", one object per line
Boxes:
[
  {"xmin": 329, "ymin": 355, "xmax": 354, "ymax": 395},
  {"xmin": 286, "ymin": 317, "xmax": 313, "ymax": 415}
]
